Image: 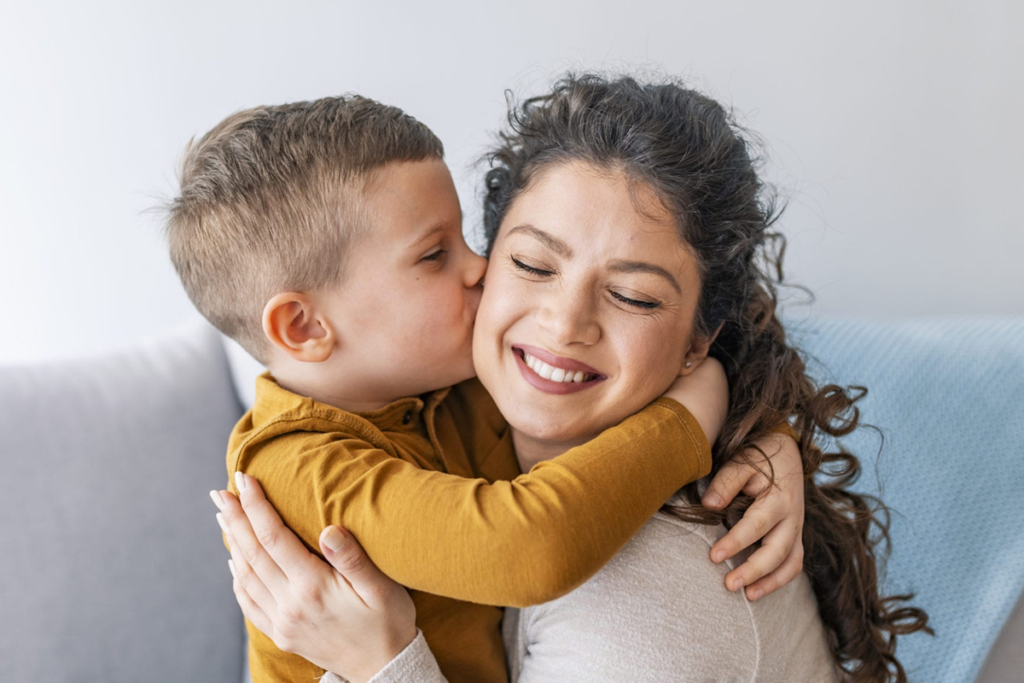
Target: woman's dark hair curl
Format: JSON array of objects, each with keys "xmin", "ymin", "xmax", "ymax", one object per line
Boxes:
[{"xmin": 482, "ymin": 72, "xmax": 931, "ymax": 683}]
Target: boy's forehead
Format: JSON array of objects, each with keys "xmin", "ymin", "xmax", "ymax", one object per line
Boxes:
[
  {"xmin": 361, "ymin": 158, "xmax": 463, "ymax": 239},
  {"xmin": 364, "ymin": 158, "xmax": 457, "ymax": 201}
]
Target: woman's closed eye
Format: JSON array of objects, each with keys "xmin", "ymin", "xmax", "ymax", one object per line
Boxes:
[
  {"xmin": 510, "ymin": 254, "xmax": 554, "ymax": 277},
  {"xmin": 610, "ymin": 290, "xmax": 661, "ymax": 310},
  {"xmin": 512, "ymin": 253, "xmax": 662, "ymax": 311}
]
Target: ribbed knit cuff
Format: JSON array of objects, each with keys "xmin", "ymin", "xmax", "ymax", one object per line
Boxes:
[{"xmin": 319, "ymin": 629, "xmax": 447, "ymax": 683}]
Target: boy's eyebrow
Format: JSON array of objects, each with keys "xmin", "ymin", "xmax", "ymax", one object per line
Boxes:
[
  {"xmin": 408, "ymin": 224, "xmax": 447, "ymax": 248},
  {"xmin": 607, "ymin": 260, "xmax": 682, "ymax": 294},
  {"xmin": 507, "ymin": 225, "xmax": 573, "ymax": 258},
  {"xmin": 408, "ymin": 209, "xmax": 464, "ymax": 249}
]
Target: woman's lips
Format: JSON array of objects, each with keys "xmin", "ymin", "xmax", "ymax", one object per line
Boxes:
[
  {"xmin": 513, "ymin": 344, "xmax": 603, "ymax": 376},
  {"xmin": 512, "ymin": 344, "xmax": 606, "ymax": 395}
]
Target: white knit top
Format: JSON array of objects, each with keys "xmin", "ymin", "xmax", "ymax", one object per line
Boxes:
[{"xmin": 329, "ymin": 495, "xmax": 840, "ymax": 683}]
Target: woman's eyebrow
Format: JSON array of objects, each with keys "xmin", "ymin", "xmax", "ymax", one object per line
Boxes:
[
  {"xmin": 506, "ymin": 224, "xmax": 573, "ymax": 258},
  {"xmin": 607, "ymin": 260, "xmax": 682, "ymax": 294}
]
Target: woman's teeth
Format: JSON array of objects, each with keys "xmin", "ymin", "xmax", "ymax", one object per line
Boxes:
[{"xmin": 523, "ymin": 352, "xmax": 594, "ymax": 383}]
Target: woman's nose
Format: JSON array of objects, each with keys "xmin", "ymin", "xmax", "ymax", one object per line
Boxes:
[{"xmin": 536, "ymin": 290, "xmax": 600, "ymax": 347}]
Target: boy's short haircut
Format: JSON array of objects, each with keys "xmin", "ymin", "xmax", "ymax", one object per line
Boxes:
[{"xmin": 166, "ymin": 95, "xmax": 444, "ymax": 364}]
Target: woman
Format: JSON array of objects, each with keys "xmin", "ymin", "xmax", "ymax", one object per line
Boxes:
[{"xmin": 218, "ymin": 74, "xmax": 930, "ymax": 681}]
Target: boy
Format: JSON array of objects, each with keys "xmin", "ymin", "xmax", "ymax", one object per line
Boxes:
[{"xmin": 167, "ymin": 95, "xmax": 785, "ymax": 682}]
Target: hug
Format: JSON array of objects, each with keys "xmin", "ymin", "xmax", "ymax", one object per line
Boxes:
[{"xmin": 174, "ymin": 73, "xmax": 929, "ymax": 682}]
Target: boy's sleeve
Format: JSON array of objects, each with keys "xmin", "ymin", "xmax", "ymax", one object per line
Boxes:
[{"xmin": 237, "ymin": 397, "xmax": 709, "ymax": 608}]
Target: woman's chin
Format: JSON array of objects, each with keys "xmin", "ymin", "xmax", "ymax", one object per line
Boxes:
[{"xmin": 506, "ymin": 412, "xmax": 606, "ymax": 448}]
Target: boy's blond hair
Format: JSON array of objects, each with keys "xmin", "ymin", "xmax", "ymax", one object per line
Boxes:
[{"xmin": 166, "ymin": 95, "xmax": 444, "ymax": 363}]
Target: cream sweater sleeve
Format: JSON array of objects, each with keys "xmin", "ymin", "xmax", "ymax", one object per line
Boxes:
[{"xmin": 319, "ymin": 629, "xmax": 449, "ymax": 683}]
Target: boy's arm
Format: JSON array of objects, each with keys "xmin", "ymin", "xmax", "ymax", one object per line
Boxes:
[{"xmin": 234, "ymin": 396, "xmax": 711, "ymax": 608}]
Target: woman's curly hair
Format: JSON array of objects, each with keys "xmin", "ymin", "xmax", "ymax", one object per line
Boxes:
[{"xmin": 481, "ymin": 72, "xmax": 931, "ymax": 682}]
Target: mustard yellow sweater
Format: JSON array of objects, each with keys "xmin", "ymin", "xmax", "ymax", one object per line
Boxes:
[{"xmin": 226, "ymin": 373, "xmax": 711, "ymax": 683}]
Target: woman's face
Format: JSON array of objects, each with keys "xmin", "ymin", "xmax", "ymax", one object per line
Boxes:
[{"xmin": 473, "ymin": 161, "xmax": 704, "ymax": 449}]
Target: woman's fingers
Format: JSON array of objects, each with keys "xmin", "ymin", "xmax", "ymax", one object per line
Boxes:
[
  {"xmin": 211, "ymin": 486, "xmax": 288, "ymax": 593},
  {"xmin": 319, "ymin": 526, "xmax": 402, "ymax": 610},
  {"xmin": 224, "ymin": 524, "xmax": 280, "ymax": 621},
  {"xmin": 230, "ymin": 563, "xmax": 274, "ymax": 637},
  {"xmin": 233, "ymin": 473, "xmax": 324, "ymax": 584}
]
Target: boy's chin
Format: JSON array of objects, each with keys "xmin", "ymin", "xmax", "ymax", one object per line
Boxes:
[{"xmin": 430, "ymin": 358, "xmax": 477, "ymax": 390}]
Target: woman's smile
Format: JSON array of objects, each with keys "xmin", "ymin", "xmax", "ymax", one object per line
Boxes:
[
  {"xmin": 473, "ymin": 160, "xmax": 704, "ymax": 452},
  {"xmin": 512, "ymin": 344, "xmax": 605, "ymax": 395}
]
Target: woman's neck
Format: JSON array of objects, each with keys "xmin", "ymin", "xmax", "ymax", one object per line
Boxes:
[{"xmin": 510, "ymin": 427, "xmax": 595, "ymax": 473}]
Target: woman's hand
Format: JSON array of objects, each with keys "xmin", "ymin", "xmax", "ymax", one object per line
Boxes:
[
  {"xmin": 702, "ymin": 432, "xmax": 805, "ymax": 602},
  {"xmin": 210, "ymin": 473, "xmax": 417, "ymax": 683}
]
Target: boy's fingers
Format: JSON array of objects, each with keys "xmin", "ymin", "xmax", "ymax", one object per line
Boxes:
[
  {"xmin": 722, "ymin": 520, "xmax": 798, "ymax": 592},
  {"xmin": 234, "ymin": 473, "xmax": 322, "ymax": 583},
  {"xmin": 703, "ymin": 460, "xmax": 753, "ymax": 509},
  {"xmin": 743, "ymin": 542, "xmax": 805, "ymax": 601},
  {"xmin": 709, "ymin": 501, "xmax": 783, "ymax": 563},
  {"xmin": 216, "ymin": 489, "xmax": 288, "ymax": 592},
  {"xmin": 319, "ymin": 526, "xmax": 396, "ymax": 609}
]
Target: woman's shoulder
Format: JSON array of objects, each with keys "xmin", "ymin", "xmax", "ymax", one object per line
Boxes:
[
  {"xmin": 510, "ymin": 513, "xmax": 759, "ymax": 681},
  {"xmin": 509, "ymin": 510, "xmax": 839, "ymax": 682}
]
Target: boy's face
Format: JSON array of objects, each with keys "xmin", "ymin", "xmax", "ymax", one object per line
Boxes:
[{"xmin": 319, "ymin": 159, "xmax": 487, "ymax": 404}]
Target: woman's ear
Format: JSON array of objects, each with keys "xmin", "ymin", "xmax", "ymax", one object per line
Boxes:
[
  {"xmin": 261, "ymin": 293, "xmax": 335, "ymax": 363},
  {"xmin": 678, "ymin": 322, "xmax": 724, "ymax": 377}
]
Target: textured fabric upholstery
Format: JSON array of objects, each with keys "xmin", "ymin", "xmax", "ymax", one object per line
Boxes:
[
  {"xmin": 0, "ymin": 321, "xmax": 246, "ymax": 682},
  {"xmin": 1, "ymin": 317, "xmax": 1020, "ymax": 682},
  {"xmin": 791, "ymin": 317, "xmax": 1024, "ymax": 683}
]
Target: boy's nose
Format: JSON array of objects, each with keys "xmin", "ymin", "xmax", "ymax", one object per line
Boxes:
[{"xmin": 464, "ymin": 250, "xmax": 488, "ymax": 288}]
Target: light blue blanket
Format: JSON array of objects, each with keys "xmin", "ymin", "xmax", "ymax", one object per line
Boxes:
[{"xmin": 790, "ymin": 317, "xmax": 1024, "ymax": 683}]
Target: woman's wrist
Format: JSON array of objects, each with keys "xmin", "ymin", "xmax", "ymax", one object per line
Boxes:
[
  {"xmin": 326, "ymin": 629, "xmax": 446, "ymax": 683},
  {"xmin": 343, "ymin": 625, "xmax": 419, "ymax": 683}
]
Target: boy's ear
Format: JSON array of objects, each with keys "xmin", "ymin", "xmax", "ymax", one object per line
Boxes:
[
  {"xmin": 262, "ymin": 292, "xmax": 336, "ymax": 363},
  {"xmin": 678, "ymin": 322, "xmax": 724, "ymax": 377}
]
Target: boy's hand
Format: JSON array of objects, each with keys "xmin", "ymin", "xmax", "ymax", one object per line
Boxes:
[
  {"xmin": 702, "ymin": 432, "xmax": 805, "ymax": 601},
  {"xmin": 662, "ymin": 357, "xmax": 729, "ymax": 444},
  {"xmin": 211, "ymin": 473, "xmax": 417, "ymax": 683}
]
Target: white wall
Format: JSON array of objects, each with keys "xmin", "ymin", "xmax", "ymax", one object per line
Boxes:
[{"xmin": 2, "ymin": 0, "xmax": 1021, "ymax": 364}]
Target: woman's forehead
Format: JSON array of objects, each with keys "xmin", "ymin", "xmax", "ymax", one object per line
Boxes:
[{"xmin": 501, "ymin": 161, "xmax": 695, "ymax": 271}]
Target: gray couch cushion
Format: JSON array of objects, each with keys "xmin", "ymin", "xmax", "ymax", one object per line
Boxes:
[{"xmin": 0, "ymin": 321, "xmax": 246, "ymax": 682}]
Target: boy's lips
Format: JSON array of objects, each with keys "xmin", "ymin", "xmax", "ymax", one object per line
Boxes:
[{"xmin": 511, "ymin": 344, "xmax": 606, "ymax": 395}]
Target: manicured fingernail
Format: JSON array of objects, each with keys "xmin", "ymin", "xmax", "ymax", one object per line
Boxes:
[
  {"xmin": 216, "ymin": 513, "xmax": 228, "ymax": 535},
  {"xmin": 228, "ymin": 559, "xmax": 237, "ymax": 579},
  {"xmin": 209, "ymin": 490, "xmax": 225, "ymax": 510},
  {"xmin": 322, "ymin": 526, "xmax": 347, "ymax": 552},
  {"xmin": 704, "ymin": 493, "xmax": 722, "ymax": 508},
  {"xmin": 711, "ymin": 550, "xmax": 725, "ymax": 563},
  {"xmin": 235, "ymin": 471, "xmax": 247, "ymax": 492},
  {"xmin": 749, "ymin": 588, "xmax": 763, "ymax": 601}
]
